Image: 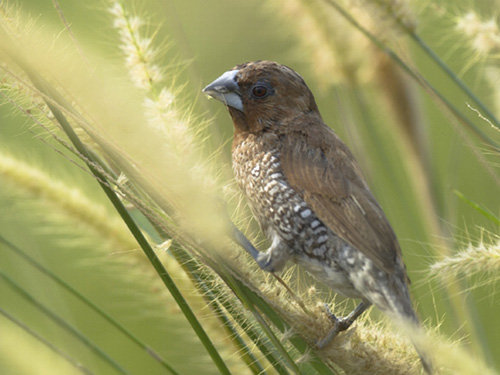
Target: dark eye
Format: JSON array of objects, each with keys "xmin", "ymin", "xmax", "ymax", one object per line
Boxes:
[{"xmin": 252, "ymin": 85, "xmax": 268, "ymax": 98}]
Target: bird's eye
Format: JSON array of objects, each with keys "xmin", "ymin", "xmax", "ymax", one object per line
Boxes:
[{"xmin": 252, "ymin": 85, "xmax": 268, "ymax": 98}]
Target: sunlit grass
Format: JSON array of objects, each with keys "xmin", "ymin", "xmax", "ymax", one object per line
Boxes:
[{"xmin": 0, "ymin": 0, "xmax": 499, "ymax": 374}]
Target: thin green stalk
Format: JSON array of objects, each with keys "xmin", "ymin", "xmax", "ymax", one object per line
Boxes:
[
  {"xmin": 14, "ymin": 64, "xmax": 231, "ymax": 375},
  {"xmin": 169, "ymin": 244, "xmax": 267, "ymax": 375},
  {"xmin": 409, "ymin": 33, "xmax": 500, "ymax": 130},
  {"xmin": 230, "ymin": 310, "xmax": 288, "ymax": 375},
  {"xmin": 211, "ymin": 257, "xmax": 334, "ymax": 374},
  {"xmin": 213, "ymin": 292, "xmax": 291, "ymax": 375},
  {"xmin": 236, "ymin": 289, "xmax": 301, "ymax": 375},
  {"xmin": 321, "ymin": 0, "xmax": 500, "ymax": 151},
  {"xmin": 168, "ymin": 244, "xmax": 294, "ymax": 375},
  {"xmin": 176, "ymin": 242, "xmax": 301, "ymax": 374},
  {"xmin": 0, "ymin": 306, "xmax": 94, "ymax": 375},
  {"xmin": 173, "ymin": 248, "xmax": 293, "ymax": 375},
  {"xmin": 0, "ymin": 270, "xmax": 128, "ymax": 374},
  {"xmin": 148, "ymin": 219, "xmax": 298, "ymax": 374},
  {"xmin": 0, "ymin": 235, "xmax": 179, "ymax": 375},
  {"xmin": 176, "ymin": 230, "xmax": 334, "ymax": 374},
  {"xmin": 243, "ymin": 285, "xmax": 336, "ymax": 375},
  {"xmin": 250, "ymin": 310, "xmax": 301, "ymax": 375},
  {"xmin": 204, "ymin": 293, "xmax": 265, "ymax": 375},
  {"xmin": 454, "ymin": 190, "xmax": 500, "ymax": 225}
]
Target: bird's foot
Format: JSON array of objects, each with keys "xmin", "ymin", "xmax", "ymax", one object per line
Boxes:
[
  {"xmin": 316, "ymin": 301, "xmax": 371, "ymax": 349},
  {"xmin": 316, "ymin": 304, "xmax": 353, "ymax": 348},
  {"xmin": 256, "ymin": 252, "xmax": 276, "ymax": 272},
  {"xmin": 324, "ymin": 303, "xmax": 355, "ymax": 331}
]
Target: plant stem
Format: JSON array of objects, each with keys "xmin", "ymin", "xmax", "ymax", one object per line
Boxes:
[
  {"xmin": 0, "ymin": 306, "xmax": 94, "ymax": 375},
  {"xmin": 169, "ymin": 244, "xmax": 269, "ymax": 375},
  {"xmin": 453, "ymin": 190, "xmax": 500, "ymax": 225},
  {"xmin": 0, "ymin": 235, "xmax": 179, "ymax": 375},
  {"xmin": 20, "ymin": 68, "xmax": 232, "ymax": 375},
  {"xmin": 321, "ymin": 0, "xmax": 500, "ymax": 151},
  {"xmin": 409, "ymin": 33, "xmax": 500, "ymax": 130},
  {"xmin": 0, "ymin": 270, "xmax": 128, "ymax": 374}
]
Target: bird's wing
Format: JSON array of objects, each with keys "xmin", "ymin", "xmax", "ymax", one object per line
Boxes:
[{"xmin": 279, "ymin": 123, "xmax": 403, "ymax": 274}]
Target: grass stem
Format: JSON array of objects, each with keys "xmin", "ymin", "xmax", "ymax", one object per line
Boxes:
[
  {"xmin": 321, "ymin": 0, "xmax": 500, "ymax": 151},
  {"xmin": 0, "ymin": 235, "xmax": 179, "ymax": 375},
  {"xmin": 0, "ymin": 270, "xmax": 128, "ymax": 374},
  {"xmin": 0, "ymin": 306, "xmax": 94, "ymax": 375},
  {"xmin": 409, "ymin": 33, "xmax": 500, "ymax": 130},
  {"xmin": 20, "ymin": 68, "xmax": 232, "ymax": 375}
]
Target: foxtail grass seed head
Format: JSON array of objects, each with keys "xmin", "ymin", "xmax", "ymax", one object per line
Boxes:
[
  {"xmin": 456, "ymin": 12, "xmax": 500, "ymax": 56},
  {"xmin": 430, "ymin": 239, "xmax": 500, "ymax": 282},
  {"xmin": 350, "ymin": 0, "xmax": 417, "ymax": 34},
  {"xmin": 270, "ymin": 0, "xmax": 377, "ymax": 86},
  {"xmin": 110, "ymin": 2, "xmax": 163, "ymax": 89},
  {"xmin": 0, "ymin": 152, "xmax": 135, "ymax": 250},
  {"xmin": 110, "ymin": 1, "xmax": 204, "ymax": 164}
]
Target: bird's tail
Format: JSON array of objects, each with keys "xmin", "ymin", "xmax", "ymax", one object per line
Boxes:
[
  {"xmin": 376, "ymin": 278, "xmax": 434, "ymax": 374},
  {"xmin": 398, "ymin": 308, "xmax": 434, "ymax": 374}
]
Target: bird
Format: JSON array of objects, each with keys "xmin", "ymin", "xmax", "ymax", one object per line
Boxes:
[{"xmin": 203, "ymin": 60, "xmax": 431, "ymax": 373}]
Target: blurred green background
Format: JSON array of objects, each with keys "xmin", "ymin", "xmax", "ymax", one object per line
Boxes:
[{"xmin": 0, "ymin": 0, "xmax": 498, "ymax": 374}]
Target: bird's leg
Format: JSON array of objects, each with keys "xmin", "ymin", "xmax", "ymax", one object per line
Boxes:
[
  {"xmin": 232, "ymin": 225, "xmax": 289, "ymax": 272},
  {"xmin": 317, "ymin": 301, "xmax": 371, "ymax": 349},
  {"xmin": 232, "ymin": 224, "xmax": 261, "ymax": 260}
]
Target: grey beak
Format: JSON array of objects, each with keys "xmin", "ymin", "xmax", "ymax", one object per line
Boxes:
[{"xmin": 202, "ymin": 69, "xmax": 243, "ymax": 112}]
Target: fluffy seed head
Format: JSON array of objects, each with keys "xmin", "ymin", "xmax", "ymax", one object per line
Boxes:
[
  {"xmin": 110, "ymin": 1, "xmax": 163, "ymax": 89},
  {"xmin": 456, "ymin": 12, "xmax": 500, "ymax": 55},
  {"xmin": 430, "ymin": 238, "xmax": 500, "ymax": 286},
  {"xmin": 353, "ymin": 0, "xmax": 417, "ymax": 33}
]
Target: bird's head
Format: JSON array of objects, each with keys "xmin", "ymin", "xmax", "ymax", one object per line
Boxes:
[{"xmin": 203, "ymin": 61, "xmax": 320, "ymax": 133}]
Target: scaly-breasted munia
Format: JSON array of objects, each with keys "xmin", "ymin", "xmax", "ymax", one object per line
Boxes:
[{"xmin": 203, "ymin": 60, "xmax": 431, "ymax": 372}]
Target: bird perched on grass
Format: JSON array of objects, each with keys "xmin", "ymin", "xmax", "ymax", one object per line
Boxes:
[{"xmin": 203, "ymin": 60, "xmax": 431, "ymax": 373}]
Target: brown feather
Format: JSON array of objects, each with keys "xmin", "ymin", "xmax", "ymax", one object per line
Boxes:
[{"xmin": 278, "ymin": 116, "xmax": 404, "ymax": 275}]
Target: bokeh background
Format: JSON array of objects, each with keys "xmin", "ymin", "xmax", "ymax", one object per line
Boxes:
[{"xmin": 0, "ymin": 0, "xmax": 498, "ymax": 374}]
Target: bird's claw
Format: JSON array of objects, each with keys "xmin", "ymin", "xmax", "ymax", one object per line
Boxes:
[
  {"xmin": 324, "ymin": 303, "xmax": 352, "ymax": 331},
  {"xmin": 316, "ymin": 303, "xmax": 353, "ymax": 349}
]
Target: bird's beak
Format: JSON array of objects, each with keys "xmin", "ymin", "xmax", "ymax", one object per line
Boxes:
[{"xmin": 202, "ymin": 69, "xmax": 243, "ymax": 112}]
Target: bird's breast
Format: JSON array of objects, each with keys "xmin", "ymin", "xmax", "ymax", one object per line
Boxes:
[{"xmin": 232, "ymin": 135, "xmax": 339, "ymax": 261}]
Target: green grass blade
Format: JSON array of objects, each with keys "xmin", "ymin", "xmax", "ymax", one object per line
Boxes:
[
  {"xmin": 0, "ymin": 306, "xmax": 94, "ymax": 375},
  {"xmin": 243, "ymin": 287, "xmax": 336, "ymax": 375},
  {"xmin": 49, "ymin": 106, "xmax": 232, "ymax": 375},
  {"xmin": 0, "ymin": 270, "xmax": 128, "ymax": 374},
  {"xmin": 410, "ymin": 33, "xmax": 500, "ymax": 130},
  {"xmin": 169, "ymin": 246, "xmax": 266, "ymax": 375},
  {"xmin": 169, "ymin": 244, "xmax": 290, "ymax": 375},
  {"xmin": 212, "ymin": 258, "xmax": 335, "ymax": 374},
  {"xmin": 171, "ymin": 231, "xmax": 335, "ymax": 374},
  {"xmin": 0, "ymin": 234, "xmax": 179, "ymax": 375},
  {"xmin": 207, "ymin": 298, "xmax": 265, "ymax": 375},
  {"xmin": 12, "ymin": 64, "xmax": 232, "ymax": 375},
  {"xmin": 321, "ymin": 0, "xmax": 500, "ymax": 151},
  {"xmin": 223, "ymin": 275, "xmax": 299, "ymax": 375},
  {"xmin": 454, "ymin": 190, "xmax": 500, "ymax": 225},
  {"xmin": 169, "ymin": 239, "xmax": 298, "ymax": 374}
]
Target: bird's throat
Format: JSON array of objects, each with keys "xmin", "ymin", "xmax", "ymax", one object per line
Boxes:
[{"xmin": 228, "ymin": 106, "xmax": 251, "ymax": 133}]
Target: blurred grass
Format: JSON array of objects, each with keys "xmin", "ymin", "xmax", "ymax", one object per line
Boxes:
[{"xmin": 0, "ymin": 0, "xmax": 499, "ymax": 374}]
